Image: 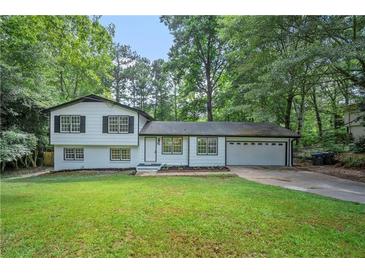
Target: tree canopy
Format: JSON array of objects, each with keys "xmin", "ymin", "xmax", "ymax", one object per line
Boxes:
[{"xmin": 1, "ymin": 15, "xmax": 364, "ymax": 170}]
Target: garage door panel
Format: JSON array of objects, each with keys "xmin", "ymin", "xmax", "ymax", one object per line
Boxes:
[{"xmin": 227, "ymin": 141, "xmax": 286, "ymax": 166}]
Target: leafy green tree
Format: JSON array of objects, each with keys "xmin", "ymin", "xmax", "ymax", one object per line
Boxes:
[
  {"xmin": 112, "ymin": 44, "xmax": 138, "ymax": 103},
  {"xmin": 161, "ymin": 16, "xmax": 228, "ymax": 121},
  {"xmin": 221, "ymin": 15, "xmax": 363, "ymax": 148},
  {"xmin": 1, "ymin": 16, "xmax": 114, "ymax": 170},
  {"xmin": 126, "ymin": 56, "xmax": 152, "ymax": 110},
  {"xmin": 150, "ymin": 59, "xmax": 174, "ymax": 120}
]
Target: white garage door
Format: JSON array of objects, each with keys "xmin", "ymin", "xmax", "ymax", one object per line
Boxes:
[{"xmin": 227, "ymin": 141, "xmax": 286, "ymax": 166}]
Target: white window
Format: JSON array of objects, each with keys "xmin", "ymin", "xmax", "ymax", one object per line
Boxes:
[
  {"xmin": 197, "ymin": 137, "xmax": 207, "ymax": 154},
  {"xmin": 75, "ymin": 148, "xmax": 84, "ymax": 160},
  {"xmin": 162, "ymin": 137, "xmax": 183, "ymax": 154},
  {"xmin": 207, "ymin": 138, "xmax": 218, "ymax": 154},
  {"xmin": 110, "ymin": 148, "xmax": 131, "ymax": 161},
  {"xmin": 108, "ymin": 116, "xmax": 119, "ymax": 133},
  {"xmin": 108, "ymin": 116, "xmax": 129, "ymax": 133},
  {"xmin": 120, "ymin": 116, "xmax": 129, "ymax": 132},
  {"xmin": 64, "ymin": 148, "xmax": 84, "ymax": 161},
  {"xmin": 60, "ymin": 115, "xmax": 80, "ymax": 133},
  {"xmin": 197, "ymin": 137, "xmax": 218, "ymax": 155}
]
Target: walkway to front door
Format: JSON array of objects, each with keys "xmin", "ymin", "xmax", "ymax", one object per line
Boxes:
[{"xmin": 229, "ymin": 166, "xmax": 365, "ymax": 204}]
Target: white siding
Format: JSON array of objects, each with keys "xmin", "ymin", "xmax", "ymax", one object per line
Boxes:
[
  {"xmin": 54, "ymin": 145, "xmax": 139, "ymax": 171},
  {"xmin": 139, "ymin": 136, "xmax": 189, "ymax": 165},
  {"xmin": 50, "ymin": 102, "xmax": 140, "ymax": 145},
  {"xmin": 189, "ymin": 137, "xmax": 226, "ymax": 167}
]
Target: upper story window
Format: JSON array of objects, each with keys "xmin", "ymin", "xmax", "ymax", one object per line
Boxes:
[
  {"xmin": 108, "ymin": 115, "xmax": 129, "ymax": 133},
  {"xmin": 60, "ymin": 115, "xmax": 80, "ymax": 133},
  {"xmin": 162, "ymin": 137, "xmax": 183, "ymax": 154},
  {"xmin": 197, "ymin": 137, "xmax": 218, "ymax": 155}
]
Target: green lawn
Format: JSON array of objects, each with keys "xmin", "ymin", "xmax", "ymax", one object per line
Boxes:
[{"xmin": 1, "ymin": 172, "xmax": 365, "ymax": 258}]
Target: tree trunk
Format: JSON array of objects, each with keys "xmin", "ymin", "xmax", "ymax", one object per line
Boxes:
[
  {"xmin": 73, "ymin": 73, "xmax": 79, "ymax": 97},
  {"xmin": 311, "ymin": 89, "xmax": 323, "ymax": 138},
  {"xmin": 205, "ymin": 46, "xmax": 214, "ymax": 121},
  {"xmin": 332, "ymin": 103, "xmax": 339, "ymax": 129},
  {"xmin": 18, "ymin": 157, "xmax": 25, "ymax": 168},
  {"xmin": 60, "ymin": 71, "xmax": 65, "ymax": 95},
  {"xmin": 116, "ymin": 85, "xmax": 120, "ymax": 102},
  {"xmin": 174, "ymin": 84, "xmax": 178, "ymax": 121},
  {"xmin": 296, "ymin": 92, "xmax": 305, "ymax": 144},
  {"xmin": 27, "ymin": 151, "xmax": 38, "ymax": 168},
  {"xmin": 284, "ymin": 92, "xmax": 294, "ymax": 129},
  {"xmin": 115, "ymin": 79, "xmax": 120, "ymax": 102},
  {"xmin": 207, "ymin": 89, "xmax": 213, "ymax": 121},
  {"xmin": 206, "ymin": 68, "xmax": 213, "ymax": 121},
  {"xmin": 153, "ymin": 91, "xmax": 158, "ymax": 119},
  {"xmin": 115, "ymin": 50, "xmax": 121, "ymax": 103}
]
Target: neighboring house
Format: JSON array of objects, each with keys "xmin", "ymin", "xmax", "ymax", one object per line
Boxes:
[
  {"xmin": 43, "ymin": 94, "xmax": 299, "ymax": 171},
  {"xmin": 344, "ymin": 103, "xmax": 365, "ymax": 141}
]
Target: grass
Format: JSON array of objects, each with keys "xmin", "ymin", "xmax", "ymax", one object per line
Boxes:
[{"xmin": 1, "ymin": 172, "xmax": 365, "ymax": 258}]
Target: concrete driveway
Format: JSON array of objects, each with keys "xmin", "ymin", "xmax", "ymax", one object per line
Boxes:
[{"xmin": 229, "ymin": 166, "xmax": 365, "ymax": 204}]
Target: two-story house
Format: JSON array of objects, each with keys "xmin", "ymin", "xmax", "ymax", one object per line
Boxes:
[{"xmin": 44, "ymin": 94, "xmax": 299, "ymax": 171}]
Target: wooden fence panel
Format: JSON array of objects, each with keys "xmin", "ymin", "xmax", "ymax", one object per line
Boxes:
[{"xmin": 43, "ymin": 151, "xmax": 54, "ymax": 166}]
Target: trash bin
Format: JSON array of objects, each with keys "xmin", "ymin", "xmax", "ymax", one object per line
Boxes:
[
  {"xmin": 312, "ymin": 152, "xmax": 336, "ymax": 165},
  {"xmin": 323, "ymin": 152, "xmax": 335, "ymax": 165},
  {"xmin": 312, "ymin": 153, "xmax": 324, "ymax": 165}
]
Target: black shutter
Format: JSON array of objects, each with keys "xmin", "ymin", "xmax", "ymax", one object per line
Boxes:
[
  {"xmin": 54, "ymin": 116, "xmax": 60, "ymax": 133},
  {"xmin": 128, "ymin": 116, "xmax": 134, "ymax": 133},
  {"xmin": 102, "ymin": 116, "xmax": 108, "ymax": 133},
  {"xmin": 80, "ymin": 116, "xmax": 86, "ymax": 133}
]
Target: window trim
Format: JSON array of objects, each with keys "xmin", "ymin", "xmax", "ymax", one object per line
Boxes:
[
  {"xmin": 110, "ymin": 147, "xmax": 131, "ymax": 161},
  {"xmin": 60, "ymin": 115, "xmax": 81, "ymax": 133},
  {"xmin": 63, "ymin": 147, "xmax": 84, "ymax": 161},
  {"xmin": 161, "ymin": 136, "xmax": 183, "ymax": 155},
  {"xmin": 196, "ymin": 137, "xmax": 218, "ymax": 156},
  {"xmin": 108, "ymin": 115, "xmax": 129, "ymax": 134}
]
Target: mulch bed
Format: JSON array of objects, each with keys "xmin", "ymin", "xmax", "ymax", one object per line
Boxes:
[
  {"xmin": 49, "ymin": 168, "xmax": 136, "ymax": 176},
  {"xmin": 159, "ymin": 166, "xmax": 230, "ymax": 173}
]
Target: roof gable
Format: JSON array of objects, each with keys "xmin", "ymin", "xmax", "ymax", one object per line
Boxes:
[{"xmin": 42, "ymin": 94, "xmax": 154, "ymax": 120}]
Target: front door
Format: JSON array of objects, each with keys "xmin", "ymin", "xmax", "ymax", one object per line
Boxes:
[{"xmin": 144, "ymin": 137, "xmax": 157, "ymax": 162}]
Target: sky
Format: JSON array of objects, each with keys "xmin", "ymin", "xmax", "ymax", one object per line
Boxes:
[{"xmin": 100, "ymin": 16, "xmax": 173, "ymax": 61}]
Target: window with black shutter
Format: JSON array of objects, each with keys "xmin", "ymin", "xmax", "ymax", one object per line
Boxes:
[
  {"xmin": 58, "ymin": 115, "xmax": 81, "ymax": 133},
  {"xmin": 103, "ymin": 115, "xmax": 134, "ymax": 134}
]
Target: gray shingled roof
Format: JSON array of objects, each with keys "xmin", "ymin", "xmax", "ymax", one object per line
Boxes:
[{"xmin": 140, "ymin": 121, "xmax": 299, "ymax": 138}]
